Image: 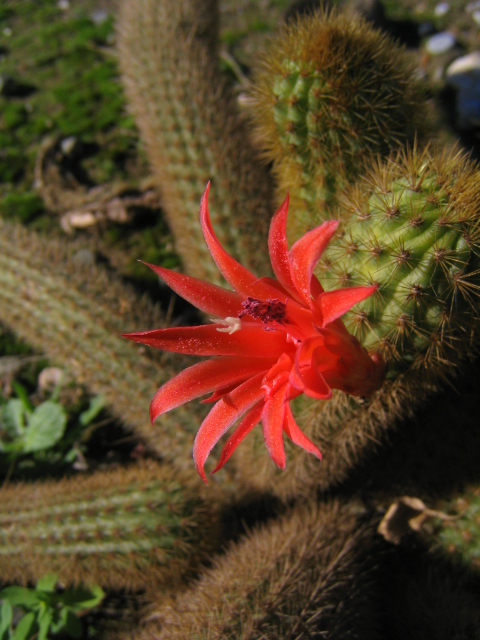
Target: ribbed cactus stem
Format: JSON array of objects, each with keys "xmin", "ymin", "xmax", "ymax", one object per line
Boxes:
[
  {"xmin": 117, "ymin": 0, "xmax": 274, "ymax": 282},
  {"xmin": 320, "ymin": 146, "xmax": 480, "ymax": 374},
  {"xmin": 0, "ymin": 461, "xmax": 220, "ymax": 591},
  {"xmin": 139, "ymin": 500, "xmax": 382, "ymax": 639},
  {"xmin": 428, "ymin": 486, "xmax": 480, "ymax": 571},
  {"xmin": 249, "ymin": 9, "xmax": 428, "ymax": 242},
  {"xmin": 234, "ymin": 146, "xmax": 480, "ymax": 499},
  {"xmin": 0, "ymin": 218, "xmax": 209, "ymax": 475}
]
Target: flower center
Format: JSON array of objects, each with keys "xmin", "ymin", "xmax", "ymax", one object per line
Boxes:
[{"xmin": 238, "ymin": 297, "xmax": 288, "ymax": 329}]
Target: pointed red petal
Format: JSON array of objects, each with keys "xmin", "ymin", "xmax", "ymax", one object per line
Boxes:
[
  {"xmin": 261, "ymin": 383, "xmax": 288, "ymax": 470},
  {"xmin": 124, "ymin": 324, "xmax": 287, "ymax": 357},
  {"xmin": 289, "ymin": 221, "xmax": 338, "ymax": 304},
  {"xmin": 268, "ymin": 195, "xmax": 299, "ymax": 298},
  {"xmin": 290, "ymin": 339, "xmax": 333, "ymax": 400},
  {"xmin": 201, "ymin": 383, "xmax": 239, "ymax": 404},
  {"xmin": 283, "ymin": 404, "xmax": 322, "ymax": 461},
  {"xmin": 316, "ymin": 284, "xmax": 377, "ymax": 327},
  {"xmin": 142, "ymin": 262, "xmax": 242, "ymax": 317},
  {"xmin": 211, "ymin": 401, "xmax": 264, "ymax": 474},
  {"xmin": 149, "ymin": 357, "xmax": 272, "ymax": 423},
  {"xmin": 193, "ymin": 373, "xmax": 265, "ymax": 483},
  {"xmin": 199, "ymin": 183, "xmax": 284, "ymax": 300},
  {"xmin": 310, "ymin": 275, "xmax": 324, "ymax": 299}
]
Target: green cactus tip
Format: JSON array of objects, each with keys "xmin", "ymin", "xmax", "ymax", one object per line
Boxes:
[{"xmin": 320, "ymin": 145, "xmax": 480, "ymax": 377}]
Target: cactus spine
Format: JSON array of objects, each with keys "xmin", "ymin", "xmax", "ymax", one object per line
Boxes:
[
  {"xmin": 0, "ymin": 461, "xmax": 220, "ymax": 591},
  {"xmin": 320, "ymin": 146, "xmax": 480, "ymax": 374},
  {"xmin": 117, "ymin": 0, "xmax": 274, "ymax": 282},
  {"xmin": 234, "ymin": 146, "xmax": 480, "ymax": 499},
  {"xmin": 249, "ymin": 10, "xmax": 428, "ymax": 241},
  {"xmin": 0, "ymin": 218, "xmax": 210, "ymax": 474},
  {"xmin": 139, "ymin": 500, "xmax": 382, "ymax": 640},
  {"xmin": 417, "ymin": 485, "xmax": 480, "ymax": 572}
]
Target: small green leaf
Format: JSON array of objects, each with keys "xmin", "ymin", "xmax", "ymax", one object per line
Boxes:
[
  {"xmin": 0, "ymin": 400, "xmax": 26, "ymax": 439},
  {"xmin": 62, "ymin": 584, "xmax": 105, "ymax": 611},
  {"xmin": 0, "ymin": 588, "xmax": 39, "ymax": 609},
  {"xmin": 79, "ymin": 395, "xmax": 105, "ymax": 427},
  {"xmin": 12, "ymin": 612, "xmax": 36, "ymax": 640},
  {"xmin": 62, "ymin": 610, "xmax": 82, "ymax": 638},
  {"xmin": 11, "ymin": 383, "xmax": 32, "ymax": 415},
  {"xmin": 36, "ymin": 607, "xmax": 52, "ymax": 640},
  {"xmin": 35, "ymin": 575, "xmax": 57, "ymax": 594},
  {"xmin": 0, "ymin": 599, "xmax": 13, "ymax": 637},
  {"xmin": 22, "ymin": 402, "xmax": 67, "ymax": 453}
]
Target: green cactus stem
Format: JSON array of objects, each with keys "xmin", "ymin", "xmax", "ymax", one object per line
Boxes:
[
  {"xmin": 234, "ymin": 146, "xmax": 480, "ymax": 500},
  {"xmin": 320, "ymin": 145, "xmax": 480, "ymax": 375},
  {"xmin": 0, "ymin": 460, "xmax": 220, "ymax": 591},
  {"xmin": 249, "ymin": 9, "xmax": 429, "ymax": 242},
  {"xmin": 138, "ymin": 500, "xmax": 382, "ymax": 639},
  {"xmin": 116, "ymin": 0, "xmax": 274, "ymax": 282},
  {"xmin": 0, "ymin": 217, "xmax": 212, "ymax": 476},
  {"xmin": 426, "ymin": 485, "xmax": 480, "ymax": 572}
]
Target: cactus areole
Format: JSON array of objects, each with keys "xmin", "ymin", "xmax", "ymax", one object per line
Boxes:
[{"xmin": 124, "ymin": 184, "xmax": 384, "ymax": 482}]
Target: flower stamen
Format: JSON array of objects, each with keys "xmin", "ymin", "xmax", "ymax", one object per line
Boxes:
[
  {"xmin": 239, "ymin": 297, "xmax": 289, "ymax": 329},
  {"xmin": 213, "ymin": 317, "xmax": 243, "ymax": 334}
]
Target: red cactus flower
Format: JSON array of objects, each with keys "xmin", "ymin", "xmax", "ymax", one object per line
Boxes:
[{"xmin": 124, "ymin": 184, "xmax": 384, "ymax": 483}]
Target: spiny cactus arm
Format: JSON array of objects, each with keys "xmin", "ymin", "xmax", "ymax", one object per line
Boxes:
[
  {"xmin": 249, "ymin": 9, "xmax": 429, "ymax": 242},
  {"xmin": 116, "ymin": 0, "xmax": 274, "ymax": 282},
  {"xmin": 381, "ymin": 486, "xmax": 480, "ymax": 572},
  {"xmin": 138, "ymin": 500, "xmax": 383, "ymax": 640},
  {"xmin": 0, "ymin": 460, "xmax": 221, "ymax": 592},
  {"xmin": 234, "ymin": 146, "xmax": 480, "ymax": 499},
  {"xmin": 0, "ymin": 218, "xmax": 211, "ymax": 475},
  {"xmin": 321, "ymin": 145, "xmax": 480, "ymax": 372}
]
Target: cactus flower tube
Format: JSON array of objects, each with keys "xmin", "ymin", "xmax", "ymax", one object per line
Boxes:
[{"xmin": 125, "ymin": 185, "xmax": 384, "ymax": 482}]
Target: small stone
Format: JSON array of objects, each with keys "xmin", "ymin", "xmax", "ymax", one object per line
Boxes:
[
  {"xmin": 61, "ymin": 211, "xmax": 97, "ymax": 233},
  {"xmin": 473, "ymin": 10, "xmax": 480, "ymax": 25},
  {"xmin": 434, "ymin": 2, "xmax": 449, "ymax": 16},
  {"xmin": 57, "ymin": 0, "xmax": 70, "ymax": 9},
  {"xmin": 38, "ymin": 367, "xmax": 63, "ymax": 393},
  {"xmin": 60, "ymin": 136, "xmax": 77, "ymax": 156},
  {"xmin": 2, "ymin": 27, "xmax": 12, "ymax": 37},
  {"xmin": 72, "ymin": 248, "xmax": 96, "ymax": 267},
  {"xmin": 106, "ymin": 198, "xmax": 129, "ymax": 223},
  {"xmin": 90, "ymin": 10, "xmax": 109, "ymax": 25},
  {"xmin": 425, "ymin": 32, "xmax": 456, "ymax": 55},
  {"xmin": 446, "ymin": 52, "xmax": 480, "ymax": 129}
]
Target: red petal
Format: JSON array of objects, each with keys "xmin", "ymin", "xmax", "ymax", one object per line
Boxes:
[
  {"xmin": 290, "ymin": 339, "xmax": 333, "ymax": 400},
  {"xmin": 142, "ymin": 262, "xmax": 242, "ymax": 317},
  {"xmin": 283, "ymin": 404, "xmax": 322, "ymax": 461},
  {"xmin": 310, "ymin": 275, "xmax": 324, "ymax": 298},
  {"xmin": 193, "ymin": 373, "xmax": 265, "ymax": 483},
  {"xmin": 201, "ymin": 383, "xmax": 240, "ymax": 404},
  {"xmin": 124, "ymin": 323, "xmax": 288, "ymax": 357},
  {"xmin": 261, "ymin": 383, "xmax": 288, "ymax": 470},
  {"xmin": 268, "ymin": 195, "xmax": 299, "ymax": 299},
  {"xmin": 289, "ymin": 221, "xmax": 338, "ymax": 304},
  {"xmin": 316, "ymin": 284, "xmax": 377, "ymax": 327},
  {"xmin": 149, "ymin": 357, "xmax": 272, "ymax": 423},
  {"xmin": 211, "ymin": 401, "xmax": 264, "ymax": 474},
  {"xmin": 199, "ymin": 183, "xmax": 285, "ymax": 300}
]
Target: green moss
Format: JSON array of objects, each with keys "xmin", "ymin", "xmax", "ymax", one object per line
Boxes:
[
  {"xmin": 0, "ymin": 148, "xmax": 25, "ymax": 183},
  {"xmin": 0, "ymin": 192, "xmax": 44, "ymax": 223},
  {"xmin": 0, "ymin": 0, "xmax": 141, "ymax": 218}
]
